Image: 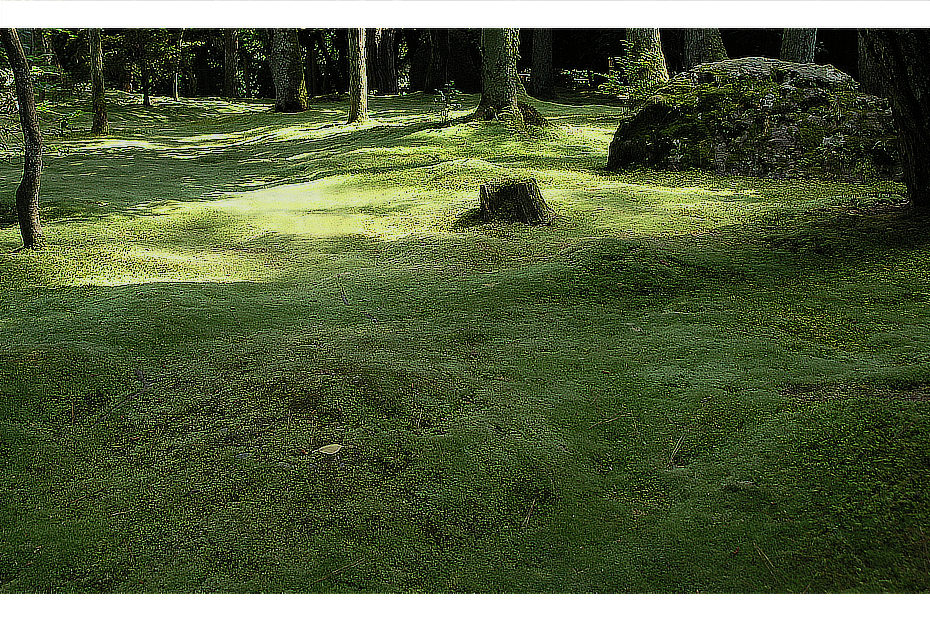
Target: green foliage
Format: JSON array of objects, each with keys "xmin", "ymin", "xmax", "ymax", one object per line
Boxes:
[{"xmin": 597, "ymin": 39, "xmax": 666, "ymax": 102}]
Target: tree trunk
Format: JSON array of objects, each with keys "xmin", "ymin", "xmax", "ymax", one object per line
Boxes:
[
  {"xmin": 861, "ymin": 29, "xmax": 930, "ymax": 216},
  {"xmin": 626, "ymin": 28, "xmax": 669, "ymax": 90},
  {"xmin": 172, "ymin": 29, "xmax": 184, "ymax": 100},
  {"xmin": 347, "ymin": 28, "xmax": 368, "ymax": 123},
  {"xmin": 780, "ymin": 28, "xmax": 817, "ymax": 63},
  {"xmin": 89, "ymin": 28, "xmax": 108, "ymax": 135},
  {"xmin": 479, "ymin": 179, "xmax": 553, "ymax": 224},
  {"xmin": 141, "ymin": 56, "xmax": 151, "ymax": 106},
  {"xmin": 682, "ymin": 28, "xmax": 727, "ymax": 70},
  {"xmin": 224, "ymin": 28, "xmax": 238, "ymax": 98},
  {"xmin": 474, "ymin": 28, "xmax": 526, "ymax": 127},
  {"xmin": 366, "ymin": 29, "xmax": 382, "ymax": 93},
  {"xmin": 857, "ymin": 30, "xmax": 884, "ymax": 96},
  {"xmin": 448, "ymin": 29, "xmax": 482, "ymax": 93},
  {"xmin": 529, "ymin": 28, "xmax": 555, "ymax": 100},
  {"xmin": 34, "ymin": 28, "xmax": 50, "ymax": 56},
  {"xmin": 334, "ymin": 29, "xmax": 350, "ymax": 92},
  {"xmin": 366, "ymin": 28, "xmax": 397, "ymax": 95},
  {"xmin": 378, "ymin": 28, "xmax": 397, "ymax": 95},
  {"xmin": 410, "ymin": 29, "xmax": 448, "ymax": 92},
  {"xmin": 0, "ymin": 29, "xmax": 45, "ymax": 249},
  {"xmin": 271, "ymin": 28, "xmax": 309, "ymax": 112}
]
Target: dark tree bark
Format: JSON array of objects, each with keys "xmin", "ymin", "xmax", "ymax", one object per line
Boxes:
[
  {"xmin": 333, "ymin": 29, "xmax": 350, "ymax": 92},
  {"xmin": 271, "ymin": 28, "xmax": 308, "ymax": 112},
  {"xmin": 89, "ymin": 28, "xmax": 108, "ymax": 135},
  {"xmin": 780, "ymin": 28, "xmax": 817, "ymax": 63},
  {"xmin": 347, "ymin": 28, "xmax": 368, "ymax": 122},
  {"xmin": 682, "ymin": 28, "xmax": 727, "ymax": 70},
  {"xmin": 0, "ymin": 29, "xmax": 45, "ymax": 249},
  {"xmin": 172, "ymin": 29, "xmax": 184, "ymax": 100},
  {"xmin": 141, "ymin": 56, "xmax": 152, "ymax": 107},
  {"xmin": 34, "ymin": 28, "xmax": 50, "ymax": 56},
  {"xmin": 479, "ymin": 179, "xmax": 554, "ymax": 224},
  {"xmin": 224, "ymin": 29, "xmax": 238, "ymax": 98},
  {"xmin": 366, "ymin": 28, "xmax": 397, "ymax": 95},
  {"xmin": 410, "ymin": 29, "xmax": 448, "ymax": 92},
  {"xmin": 448, "ymin": 29, "xmax": 482, "ymax": 93},
  {"xmin": 861, "ymin": 29, "xmax": 930, "ymax": 215},
  {"xmin": 474, "ymin": 28, "xmax": 535, "ymax": 128},
  {"xmin": 858, "ymin": 30, "xmax": 884, "ymax": 96},
  {"xmin": 626, "ymin": 28, "xmax": 669, "ymax": 89},
  {"xmin": 529, "ymin": 28, "xmax": 555, "ymax": 100}
]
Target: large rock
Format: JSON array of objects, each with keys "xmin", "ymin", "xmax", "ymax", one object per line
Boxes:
[{"xmin": 606, "ymin": 57, "xmax": 900, "ymax": 180}]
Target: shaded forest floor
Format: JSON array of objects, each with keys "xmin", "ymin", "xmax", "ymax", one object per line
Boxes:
[{"xmin": 1, "ymin": 91, "xmax": 928, "ymax": 593}]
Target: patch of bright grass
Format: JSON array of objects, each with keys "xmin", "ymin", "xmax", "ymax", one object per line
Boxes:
[{"xmin": 0, "ymin": 92, "xmax": 928, "ymax": 593}]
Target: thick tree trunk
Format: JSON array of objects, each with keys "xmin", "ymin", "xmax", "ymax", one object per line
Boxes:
[
  {"xmin": 0, "ymin": 29, "xmax": 45, "ymax": 249},
  {"xmin": 224, "ymin": 28, "xmax": 238, "ymax": 98},
  {"xmin": 861, "ymin": 29, "xmax": 930, "ymax": 215},
  {"xmin": 626, "ymin": 28, "xmax": 669, "ymax": 90},
  {"xmin": 682, "ymin": 28, "xmax": 727, "ymax": 70},
  {"xmin": 271, "ymin": 28, "xmax": 309, "ymax": 112},
  {"xmin": 780, "ymin": 28, "xmax": 817, "ymax": 63},
  {"xmin": 475, "ymin": 28, "xmax": 525, "ymax": 127},
  {"xmin": 857, "ymin": 30, "xmax": 884, "ymax": 96},
  {"xmin": 347, "ymin": 28, "xmax": 368, "ymax": 123},
  {"xmin": 89, "ymin": 28, "xmax": 108, "ymax": 135},
  {"xmin": 529, "ymin": 28, "xmax": 555, "ymax": 100}
]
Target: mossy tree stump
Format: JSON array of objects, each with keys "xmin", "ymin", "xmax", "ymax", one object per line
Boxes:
[{"xmin": 478, "ymin": 179, "xmax": 554, "ymax": 224}]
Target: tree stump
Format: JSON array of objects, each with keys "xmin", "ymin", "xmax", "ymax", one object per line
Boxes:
[{"xmin": 478, "ymin": 178, "xmax": 554, "ymax": 224}]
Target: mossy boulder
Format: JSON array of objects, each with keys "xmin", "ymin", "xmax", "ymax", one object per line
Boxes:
[{"xmin": 606, "ymin": 57, "xmax": 900, "ymax": 180}]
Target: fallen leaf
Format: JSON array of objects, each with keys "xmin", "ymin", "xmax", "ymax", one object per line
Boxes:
[{"xmin": 317, "ymin": 444, "xmax": 343, "ymax": 454}]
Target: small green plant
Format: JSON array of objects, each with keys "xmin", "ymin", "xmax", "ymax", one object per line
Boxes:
[{"xmin": 598, "ymin": 39, "xmax": 666, "ymax": 102}]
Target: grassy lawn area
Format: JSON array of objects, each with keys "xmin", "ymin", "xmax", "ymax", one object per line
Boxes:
[{"xmin": 1, "ymin": 91, "xmax": 928, "ymax": 593}]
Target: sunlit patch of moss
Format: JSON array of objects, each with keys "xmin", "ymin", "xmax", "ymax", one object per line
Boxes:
[{"xmin": 0, "ymin": 90, "xmax": 927, "ymax": 594}]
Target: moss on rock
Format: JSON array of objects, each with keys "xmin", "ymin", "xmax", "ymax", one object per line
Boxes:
[{"xmin": 607, "ymin": 57, "xmax": 900, "ymax": 180}]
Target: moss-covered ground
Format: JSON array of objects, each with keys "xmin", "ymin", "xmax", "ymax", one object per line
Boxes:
[{"xmin": 1, "ymin": 91, "xmax": 928, "ymax": 593}]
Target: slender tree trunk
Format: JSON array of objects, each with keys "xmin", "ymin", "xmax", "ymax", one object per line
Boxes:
[
  {"xmin": 347, "ymin": 28, "xmax": 368, "ymax": 123},
  {"xmin": 858, "ymin": 30, "xmax": 884, "ymax": 96},
  {"xmin": 378, "ymin": 28, "xmax": 397, "ymax": 95},
  {"xmin": 89, "ymin": 28, "xmax": 108, "ymax": 135},
  {"xmin": 0, "ymin": 29, "xmax": 45, "ymax": 249},
  {"xmin": 682, "ymin": 28, "xmax": 727, "ymax": 70},
  {"xmin": 529, "ymin": 28, "xmax": 555, "ymax": 100},
  {"xmin": 626, "ymin": 28, "xmax": 669, "ymax": 90},
  {"xmin": 861, "ymin": 29, "xmax": 930, "ymax": 215},
  {"xmin": 34, "ymin": 28, "xmax": 50, "ymax": 56},
  {"xmin": 448, "ymin": 29, "xmax": 482, "ymax": 93},
  {"xmin": 172, "ymin": 29, "xmax": 184, "ymax": 100},
  {"xmin": 780, "ymin": 28, "xmax": 817, "ymax": 63},
  {"xmin": 334, "ymin": 29, "xmax": 350, "ymax": 92},
  {"xmin": 141, "ymin": 56, "xmax": 151, "ymax": 106},
  {"xmin": 366, "ymin": 29, "xmax": 382, "ymax": 93},
  {"xmin": 315, "ymin": 30, "xmax": 338, "ymax": 94},
  {"xmin": 224, "ymin": 28, "xmax": 238, "ymax": 98},
  {"xmin": 271, "ymin": 28, "xmax": 309, "ymax": 112}
]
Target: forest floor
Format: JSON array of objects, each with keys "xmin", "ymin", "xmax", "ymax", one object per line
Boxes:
[{"xmin": 1, "ymin": 91, "xmax": 928, "ymax": 593}]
